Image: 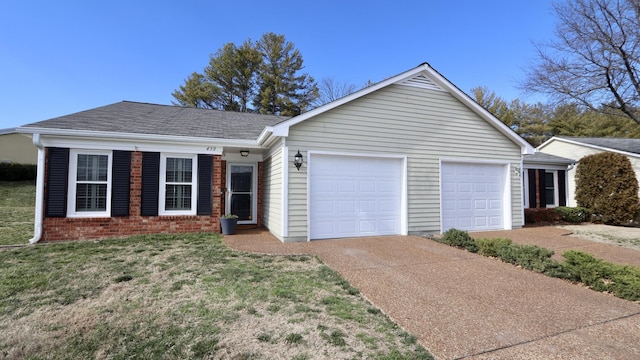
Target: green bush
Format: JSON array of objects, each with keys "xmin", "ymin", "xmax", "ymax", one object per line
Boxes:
[
  {"xmin": 439, "ymin": 229, "xmax": 478, "ymax": 253},
  {"xmin": 494, "ymin": 243, "xmax": 567, "ymax": 277},
  {"xmin": 553, "ymin": 206, "xmax": 591, "ymax": 223},
  {"xmin": 563, "ymin": 250, "xmax": 640, "ymax": 301},
  {"xmin": 476, "ymin": 238, "xmax": 512, "ymax": 257},
  {"xmin": 0, "ymin": 163, "xmax": 36, "ymax": 181},
  {"xmin": 575, "ymin": 152, "xmax": 640, "ymax": 225}
]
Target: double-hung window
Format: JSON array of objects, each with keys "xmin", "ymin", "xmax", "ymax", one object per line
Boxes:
[
  {"xmin": 159, "ymin": 154, "xmax": 198, "ymax": 215},
  {"xmin": 67, "ymin": 150, "xmax": 112, "ymax": 217}
]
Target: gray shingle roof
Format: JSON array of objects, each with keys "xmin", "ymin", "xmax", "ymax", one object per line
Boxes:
[
  {"xmin": 559, "ymin": 137, "xmax": 640, "ymax": 155},
  {"xmin": 22, "ymin": 101, "xmax": 290, "ymax": 140}
]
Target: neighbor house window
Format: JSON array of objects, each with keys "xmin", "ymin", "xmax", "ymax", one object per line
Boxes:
[
  {"xmin": 159, "ymin": 154, "xmax": 197, "ymax": 215},
  {"xmin": 545, "ymin": 171, "xmax": 558, "ymax": 207},
  {"xmin": 67, "ymin": 150, "xmax": 112, "ymax": 217}
]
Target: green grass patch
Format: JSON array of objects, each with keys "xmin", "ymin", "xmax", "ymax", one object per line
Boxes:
[{"xmin": 0, "ymin": 181, "xmax": 35, "ymax": 245}]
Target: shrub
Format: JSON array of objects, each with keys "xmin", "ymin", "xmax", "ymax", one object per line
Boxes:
[
  {"xmin": 563, "ymin": 250, "xmax": 640, "ymax": 301},
  {"xmin": 476, "ymin": 238, "xmax": 512, "ymax": 257},
  {"xmin": 575, "ymin": 152, "xmax": 640, "ymax": 225},
  {"xmin": 0, "ymin": 162, "xmax": 36, "ymax": 181},
  {"xmin": 494, "ymin": 243, "xmax": 567, "ymax": 277},
  {"xmin": 553, "ymin": 206, "xmax": 591, "ymax": 223},
  {"xmin": 439, "ymin": 229, "xmax": 478, "ymax": 253}
]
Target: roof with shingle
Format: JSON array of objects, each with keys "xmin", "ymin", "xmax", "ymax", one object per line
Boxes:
[
  {"xmin": 22, "ymin": 101, "xmax": 290, "ymax": 140},
  {"xmin": 524, "ymin": 152, "xmax": 575, "ymax": 164},
  {"xmin": 559, "ymin": 137, "xmax": 640, "ymax": 155}
]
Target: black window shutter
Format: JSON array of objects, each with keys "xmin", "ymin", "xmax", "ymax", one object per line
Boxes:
[
  {"xmin": 197, "ymin": 154, "xmax": 213, "ymax": 215},
  {"xmin": 538, "ymin": 170, "xmax": 547, "ymax": 208},
  {"xmin": 111, "ymin": 150, "xmax": 131, "ymax": 217},
  {"xmin": 527, "ymin": 169, "xmax": 537, "ymax": 208},
  {"xmin": 141, "ymin": 152, "xmax": 160, "ymax": 216},
  {"xmin": 45, "ymin": 147, "xmax": 70, "ymax": 217},
  {"xmin": 558, "ymin": 170, "xmax": 567, "ymax": 206}
]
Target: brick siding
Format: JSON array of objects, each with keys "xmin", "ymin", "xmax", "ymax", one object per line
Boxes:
[{"xmin": 41, "ymin": 151, "xmax": 227, "ymax": 241}]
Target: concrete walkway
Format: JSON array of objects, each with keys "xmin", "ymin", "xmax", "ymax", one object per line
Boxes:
[{"xmin": 224, "ymin": 228, "xmax": 640, "ymax": 360}]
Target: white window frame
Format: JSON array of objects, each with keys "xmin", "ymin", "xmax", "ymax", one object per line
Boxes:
[
  {"xmin": 159, "ymin": 153, "xmax": 198, "ymax": 216},
  {"xmin": 544, "ymin": 170, "xmax": 559, "ymax": 208},
  {"xmin": 67, "ymin": 149, "xmax": 112, "ymax": 218}
]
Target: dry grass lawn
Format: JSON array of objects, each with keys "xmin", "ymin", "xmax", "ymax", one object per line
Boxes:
[{"xmin": 0, "ymin": 232, "xmax": 431, "ymax": 359}]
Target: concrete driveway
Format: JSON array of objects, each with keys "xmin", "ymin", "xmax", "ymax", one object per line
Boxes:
[{"xmin": 224, "ymin": 228, "xmax": 640, "ymax": 359}]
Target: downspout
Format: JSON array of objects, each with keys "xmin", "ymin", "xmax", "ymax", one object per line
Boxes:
[{"xmin": 29, "ymin": 133, "xmax": 45, "ymax": 244}]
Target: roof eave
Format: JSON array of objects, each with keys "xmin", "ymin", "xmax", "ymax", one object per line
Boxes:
[
  {"xmin": 17, "ymin": 126, "xmax": 259, "ymax": 147},
  {"xmin": 541, "ymin": 136, "xmax": 640, "ymax": 158}
]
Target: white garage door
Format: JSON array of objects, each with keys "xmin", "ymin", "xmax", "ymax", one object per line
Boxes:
[
  {"xmin": 309, "ymin": 154, "xmax": 403, "ymax": 240},
  {"xmin": 441, "ymin": 162, "xmax": 507, "ymax": 232}
]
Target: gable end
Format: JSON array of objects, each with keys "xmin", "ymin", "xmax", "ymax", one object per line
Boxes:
[{"xmin": 398, "ymin": 74, "xmax": 444, "ymax": 92}]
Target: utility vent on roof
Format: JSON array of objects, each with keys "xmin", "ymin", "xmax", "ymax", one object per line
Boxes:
[{"xmin": 399, "ymin": 74, "xmax": 444, "ymax": 91}]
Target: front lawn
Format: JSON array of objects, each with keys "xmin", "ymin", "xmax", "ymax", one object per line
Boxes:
[
  {"xmin": 0, "ymin": 233, "xmax": 431, "ymax": 359},
  {"xmin": 0, "ymin": 181, "xmax": 35, "ymax": 245}
]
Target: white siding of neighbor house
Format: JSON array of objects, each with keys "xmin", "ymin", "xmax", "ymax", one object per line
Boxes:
[
  {"xmin": 540, "ymin": 140, "xmax": 640, "ymax": 207},
  {"xmin": 262, "ymin": 145, "xmax": 284, "ymax": 240},
  {"xmin": 283, "ymin": 84, "xmax": 523, "ymax": 241}
]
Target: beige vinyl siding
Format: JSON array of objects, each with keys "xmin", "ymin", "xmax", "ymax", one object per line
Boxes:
[
  {"xmin": 284, "ymin": 84, "xmax": 523, "ymax": 239},
  {"xmin": 262, "ymin": 146, "xmax": 284, "ymax": 239},
  {"xmin": 0, "ymin": 133, "xmax": 36, "ymax": 164},
  {"xmin": 540, "ymin": 140, "xmax": 640, "ymax": 206}
]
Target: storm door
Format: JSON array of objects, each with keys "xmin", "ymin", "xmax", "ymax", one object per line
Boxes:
[{"xmin": 226, "ymin": 164, "xmax": 256, "ymax": 223}]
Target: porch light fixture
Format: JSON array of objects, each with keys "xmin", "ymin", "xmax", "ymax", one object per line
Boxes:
[
  {"xmin": 294, "ymin": 150, "xmax": 303, "ymax": 170},
  {"xmin": 240, "ymin": 150, "xmax": 250, "ymax": 157}
]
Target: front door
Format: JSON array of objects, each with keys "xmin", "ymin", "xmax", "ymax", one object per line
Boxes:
[{"xmin": 227, "ymin": 164, "xmax": 256, "ymax": 223}]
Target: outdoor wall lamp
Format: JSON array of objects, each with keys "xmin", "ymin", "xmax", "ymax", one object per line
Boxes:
[
  {"xmin": 294, "ymin": 150, "xmax": 303, "ymax": 170},
  {"xmin": 240, "ymin": 150, "xmax": 249, "ymax": 157}
]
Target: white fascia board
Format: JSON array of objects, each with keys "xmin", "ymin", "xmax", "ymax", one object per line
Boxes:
[
  {"xmin": 18, "ymin": 127, "xmax": 264, "ymax": 154},
  {"xmin": 256, "ymin": 126, "xmax": 274, "ymax": 145},
  {"xmin": 17, "ymin": 127, "xmax": 256, "ymax": 146}
]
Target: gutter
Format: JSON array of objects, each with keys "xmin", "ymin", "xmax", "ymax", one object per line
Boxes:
[{"xmin": 29, "ymin": 133, "xmax": 45, "ymax": 244}]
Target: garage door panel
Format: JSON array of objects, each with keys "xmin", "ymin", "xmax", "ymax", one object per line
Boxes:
[
  {"xmin": 315, "ymin": 200, "xmax": 334, "ymax": 214},
  {"xmin": 360, "ymin": 180, "xmax": 376, "ymax": 192},
  {"xmin": 337, "ymin": 200, "xmax": 356, "ymax": 213},
  {"xmin": 441, "ymin": 162, "xmax": 506, "ymax": 232},
  {"xmin": 310, "ymin": 154, "xmax": 403, "ymax": 240},
  {"xmin": 474, "ymin": 200, "xmax": 487, "ymax": 210}
]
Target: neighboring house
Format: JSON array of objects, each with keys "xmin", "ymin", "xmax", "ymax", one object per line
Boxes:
[
  {"xmin": 17, "ymin": 63, "xmax": 535, "ymax": 243},
  {"xmin": 538, "ymin": 136, "xmax": 640, "ymax": 207},
  {"xmin": 0, "ymin": 128, "xmax": 37, "ymax": 164},
  {"xmin": 522, "ymin": 152, "xmax": 574, "ymax": 209}
]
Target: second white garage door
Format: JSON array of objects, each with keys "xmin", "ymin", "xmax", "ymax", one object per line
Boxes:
[
  {"xmin": 441, "ymin": 162, "xmax": 508, "ymax": 232},
  {"xmin": 309, "ymin": 154, "xmax": 404, "ymax": 240}
]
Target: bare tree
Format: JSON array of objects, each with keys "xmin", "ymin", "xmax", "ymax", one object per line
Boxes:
[
  {"xmin": 522, "ymin": 0, "xmax": 640, "ymax": 124},
  {"xmin": 313, "ymin": 77, "xmax": 357, "ymax": 107}
]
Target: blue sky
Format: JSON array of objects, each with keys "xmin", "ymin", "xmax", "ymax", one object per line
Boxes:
[{"xmin": 0, "ymin": 1, "xmax": 557, "ymax": 129}]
